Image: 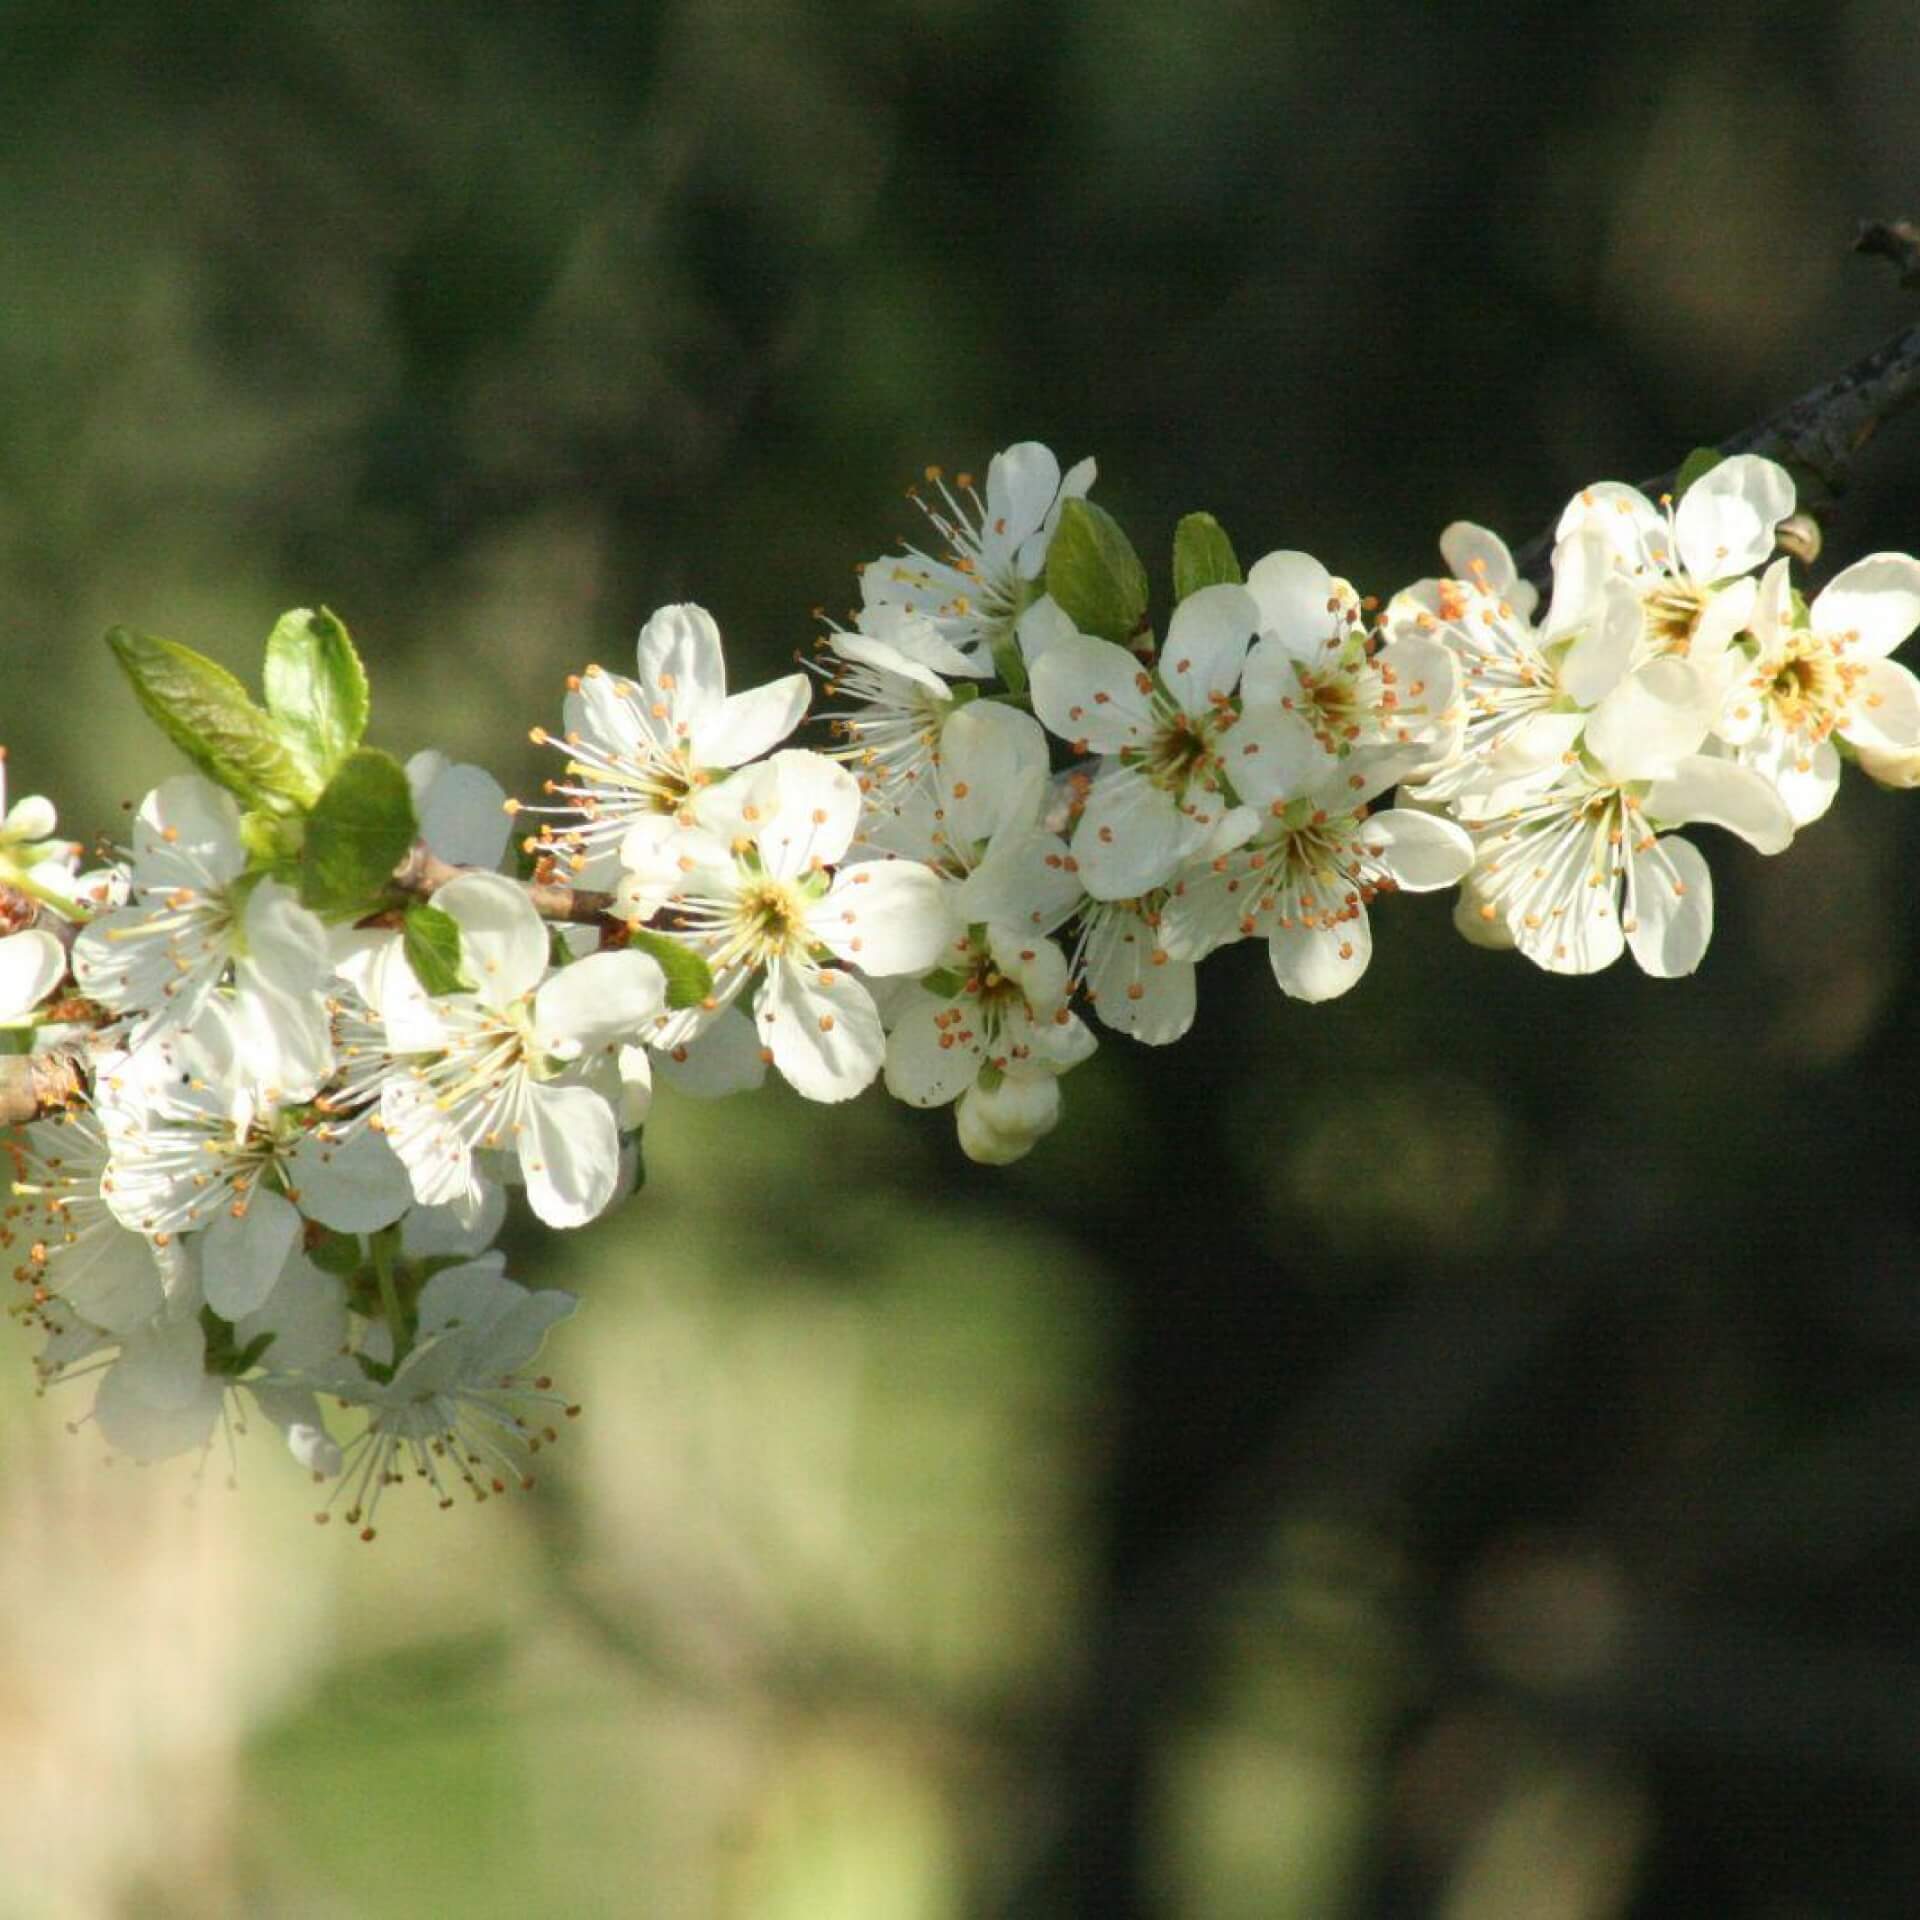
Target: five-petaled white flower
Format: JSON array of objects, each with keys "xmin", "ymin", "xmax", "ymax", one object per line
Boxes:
[
  {"xmin": 651, "ymin": 750, "xmax": 951, "ymax": 1102},
  {"xmin": 376, "ymin": 872, "xmax": 666, "ymax": 1227}
]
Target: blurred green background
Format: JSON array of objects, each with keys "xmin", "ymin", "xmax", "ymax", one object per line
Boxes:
[{"xmin": 5, "ymin": 2, "xmax": 1920, "ymax": 1914}]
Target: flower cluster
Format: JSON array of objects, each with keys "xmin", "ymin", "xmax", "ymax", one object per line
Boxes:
[{"xmin": 5, "ymin": 442, "xmax": 1917, "ymax": 1527}]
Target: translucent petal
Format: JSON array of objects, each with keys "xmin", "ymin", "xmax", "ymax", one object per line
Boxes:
[
  {"xmin": 1030, "ymin": 633, "xmax": 1156, "ymax": 754},
  {"xmin": 756, "ymin": 959, "xmax": 885, "ymax": 1103},
  {"xmin": 1266, "ymin": 908, "xmax": 1373, "ymax": 1003},
  {"xmin": 812, "ymin": 859, "xmax": 951, "ymax": 976},
  {"xmin": 1813, "ymin": 553, "xmax": 1920, "ymax": 659},
  {"xmin": 692, "ymin": 672, "xmax": 811, "ymax": 769},
  {"xmin": 1625, "ymin": 833, "xmax": 1713, "ymax": 977},
  {"xmin": 1160, "ymin": 584, "xmax": 1260, "ymax": 717},
  {"xmin": 202, "ymin": 1188, "xmax": 302, "ymax": 1320},
  {"xmin": 434, "ymin": 872, "xmax": 550, "ymax": 1006},
  {"xmin": 635, "ymin": 603, "xmax": 728, "ymax": 729},
  {"xmin": 532, "ymin": 948, "xmax": 667, "ymax": 1056},
  {"xmin": 518, "ymin": 1080, "xmax": 623, "ymax": 1228}
]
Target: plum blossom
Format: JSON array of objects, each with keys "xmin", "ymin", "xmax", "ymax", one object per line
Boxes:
[
  {"xmin": 525, "ymin": 603, "xmax": 810, "ymax": 898},
  {"xmin": 860, "ymin": 442, "xmax": 1095, "ymax": 669},
  {"xmin": 649, "ymin": 750, "xmax": 950, "ymax": 1102},
  {"xmin": 375, "ymin": 872, "xmax": 667, "ymax": 1227},
  {"xmin": 1717, "ymin": 553, "xmax": 1920, "ymax": 824}
]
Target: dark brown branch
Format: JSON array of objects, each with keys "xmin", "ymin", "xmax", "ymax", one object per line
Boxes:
[{"xmin": 387, "ymin": 842, "xmax": 622, "ymax": 929}]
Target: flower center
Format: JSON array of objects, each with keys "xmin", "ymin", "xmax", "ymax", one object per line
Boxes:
[
  {"xmin": 1763, "ymin": 637, "xmax": 1852, "ymax": 738},
  {"xmin": 1643, "ymin": 582, "xmax": 1705, "ymax": 655}
]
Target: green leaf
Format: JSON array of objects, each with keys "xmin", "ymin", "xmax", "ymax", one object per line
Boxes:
[
  {"xmin": 402, "ymin": 903, "xmax": 472, "ymax": 996},
  {"xmin": 627, "ymin": 927, "xmax": 714, "ymax": 1011},
  {"xmin": 1045, "ymin": 498, "xmax": 1150, "ymax": 646},
  {"xmin": 107, "ymin": 628, "xmax": 316, "ymax": 808},
  {"xmin": 1172, "ymin": 512, "xmax": 1242, "ymax": 599},
  {"xmin": 1673, "ymin": 446, "xmax": 1724, "ymax": 499},
  {"xmin": 299, "ymin": 748, "xmax": 418, "ymax": 919},
  {"xmin": 264, "ymin": 607, "xmax": 370, "ymax": 790}
]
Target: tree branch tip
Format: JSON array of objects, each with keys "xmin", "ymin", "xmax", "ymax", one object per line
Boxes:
[{"xmin": 1854, "ymin": 218, "xmax": 1920, "ymax": 290}]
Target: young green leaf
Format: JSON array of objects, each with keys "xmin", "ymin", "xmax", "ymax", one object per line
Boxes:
[
  {"xmin": 1172, "ymin": 512, "xmax": 1242, "ymax": 599},
  {"xmin": 106, "ymin": 628, "xmax": 317, "ymax": 808},
  {"xmin": 402, "ymin": 903, "xmax": 472, "ymax": 996},
  {"xmin": 264, "ymin": 607, "xmax": 370, "ymax": 790},
  {"xmin": 627, "ymin": 927, "xmax": 715, "ymax": 1010},
  {"xmin": 1045, "ymin": 497, "xmax": 1150, "ymax": 646},
  {"xmin": 299, "ymin": 748, "xmax": 419, "ymax": 919},
  {"xmin": 1673, "ymin": 446, "xmax": 1724, "ymax": 499}
]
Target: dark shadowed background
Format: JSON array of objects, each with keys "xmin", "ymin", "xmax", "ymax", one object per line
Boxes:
[{"xmin": 4, "ymin": 3, "xmax": 1920, "ymax": 1914}]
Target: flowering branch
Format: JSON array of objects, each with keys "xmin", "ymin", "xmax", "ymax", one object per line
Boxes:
[{"xmin": 6, "ymin": 241, "xmax": 1920, "ymax": 1531}]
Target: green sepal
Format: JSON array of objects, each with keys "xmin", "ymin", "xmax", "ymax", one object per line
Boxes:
[
  {"xmin": 402, "ymin": 903, "xmax": 473, "ymax": 996},
  {"xmin": 920, "ymin": 966, "xmax": 966, "ymax": 999},
  {"xmin": 1172, "ymin": 512, "xmax": 1242, "ymax": 599},
  {"xmin": 627, "ymin": 927, "xmax": 715, "ymax": 1010},
  {"xmin": 306, "ymin": 1229, "xmax": 365, "ymax": 1278},
  {"xmin": 1046, "ymin": 497, "xmax": 1150, "ymax": 646},
  {"xmin": 1673, "ymin": 447, "xmax": 1723, "ymax": 499},
  {"xmin": 107, "ymin": 627, "xmax": 316, "ymax": 809},
  {"xmin": 264, "ymin": 607, "xmax": 370, "ymax": 792},
  {"xmin": 298, "ymin": 748, "xmax": 419, "ymax": 919},
  {"xmin": 199, "ymin": 1303, "xmax": 275, "ymax": 1378}
]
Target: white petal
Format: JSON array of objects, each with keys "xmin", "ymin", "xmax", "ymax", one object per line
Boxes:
[
  {"xmin": 1244, "ymin": 550, "xmax": 1341, "ymax": 661},
  {"xmin": 1357, "ymin": 809, "xmax": 1474, "ymax": 891},
  {"xmin": 653, "ymin": 1005, "xmax": 767, "ymax": 1096},
  {"xmin": 883, "ymin": 989, "xmax": 980, "ymax": 1107},
  {"xmin": 1015, "ymin": 595, "xmax": 1078, "ymax": 667},
  {"xmin": 202, "ymin": 1188, "xmax": 302, "ymax": 1320},
  {"xmin": 519, "ymin": 1080, "xmax": 623, "ymax": 1227},
  {"xmin": 284, "ymin": 1125, "xmax": 415, "ymax": 1233},
  {"xmin": 1558, "ymin": 574, "xmax": 1644, "ymax": 704},
  {"xmin": 1266, "ymin": 909, "xmax": 1373, "ymax": 1003},
  {"xmin": 1643, "ymin": 755, "xmax": 1794, "ymax": 855},
  {"xmin": 1625, "ymin": 833, "xmax": 1713, "ymax": 977},
  {"xmin": 756, "ymin": 960, "xmax": 885, "ymax": 1103},
  {"xmin": 133, "ymin": 775, "xmax": 246, "ymax": 891},
  {"xmin": 1554, "ymin": 482, "xmax": 1663, "ymax": 567},
  {"xmin": 691, "ymin": 672, "xmax": 811, "ymax": 768},
  {"xmin": 1160, "ymin": 584, "xmax": 1259, "ymax": 716},
  {"xmin": 635, "ymin": 603, "xmax": 728, "ymax": 730},
  {"xmin": 1217, "ymin": 705, "xmax": 1322, "ymax": 809},
  {"xmin": 96, "ymin": 1336, "xmax": 220, "ymax": 1460},
  {"xmin": 1030, "ymin": 634, "xmax": 1156, "ymax": 753},
  {"xmin": 1813, "ymin": 553, "xmax": 1920, "ymax": 659},
  {"xmin": 989, "ymin": 441, "xmax": 1064, "ymax": 549},
  {"xmin": 1741, "ymin": 731, "xmax": 1839, "ymax": 827},
  {"xmin": 1585, "ymin": 657, "xmax": 1711, "ymax": 779},
  {"xmin": 940, "ymin": 702, "xmax": 1053, "ymax": 846},
  {"xmin": 1072, "ymin": 771, "xmax": 1193, "ymax": 901},
  {"xmin": 1439, "ymin": 521, "xmax": 1532, "ymax": 615},
  {"xmin": 987, "ymin": 923, "xmax": 1070, "ymax": 1011},
  {"xmin": 1083, "ymin": 916, "xmax": 1195, "ymax": 1045},
  {"xmin": 532, "ymin": 948, "xmax": 667, "ymax": 1056},
  {"xmin": 813, "ymin": 860, "xmax": 952, "ymax": 976},
  {"xmin": 434, "ymin": 872, "xmax": 550, "ymax": 1006},
  {"xmin": 415, "ymin": 760, "xmax": 511, "ymax": 870},
  {"xmin": 1844, "ymin": 657, "xmax": 1920, "ymax": 753},
  {"xmin": 0, "ymin": 928, "xmax": 64, "ymax": 1019},
  {"xmin": 1675, "ymin": 454, "xmax": 1794, "ymax": 581},
  {"xmin": 748, "ymin": 750, "xmax": 861, "ymax": 878}
]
